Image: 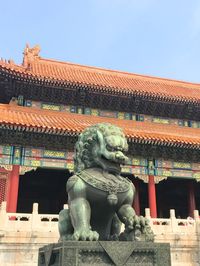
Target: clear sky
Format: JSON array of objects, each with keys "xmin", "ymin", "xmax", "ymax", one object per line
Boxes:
[{"xmin": 1, "ymin": 0, "xmax": 200, "ymax": 83}]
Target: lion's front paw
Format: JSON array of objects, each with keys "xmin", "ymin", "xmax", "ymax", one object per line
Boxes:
[
  {"xmin": 121, "ymin": 215, "xmax": 154, "ymax": 241},
  {"xmin": 124, "ymin": 215, "xmax": 147, "ymax": 231},
  {"xmin": 72, "ymin": 229, "xmax": 99, "ymax": 241}
]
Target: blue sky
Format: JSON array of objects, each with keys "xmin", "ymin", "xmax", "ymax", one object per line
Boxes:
[{"xmin": 1, "ymin": 0, "xmax": 200, "ymax": 83}]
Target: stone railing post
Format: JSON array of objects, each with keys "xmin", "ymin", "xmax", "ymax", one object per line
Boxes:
[
  {"xmin": 170, "ymin": 209, "xmax": 177, "ymax": 233},
  {"xmin": 194, "ymin": 210, "xmax": 200, "ymax": 234},
  {"xmin": 194, "ymin": 210, "xmax": 199, "ymax": 221},
  {"xmin": 63, "ymin": 204, "xmax": 68, "ymax": 209},
  {"xmin": 145, "ymin": 208, "xmax": 153, "ymax": 227},
  {"xmin": 0, "ymin": 201, "xmax": 7, "ymax": 232},
  {"xmin": 194, "ymin": 210, "xmax": 200, "ymax": 264},
  {"xmin": 31, "ymin": 203, "xmax": 39, "ymax": 232}
]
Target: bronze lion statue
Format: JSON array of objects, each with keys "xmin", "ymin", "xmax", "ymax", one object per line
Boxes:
[{"xmin": 58, "ymin": 123, "xmax": 153, "ymax": 241}]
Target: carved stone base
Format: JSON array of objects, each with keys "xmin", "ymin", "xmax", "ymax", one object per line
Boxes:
[{"xmin": 38, "ymin": 241, "xmax": 171, "ymax": 266}]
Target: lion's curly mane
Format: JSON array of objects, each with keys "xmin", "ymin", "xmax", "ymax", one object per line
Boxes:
[{"xmin": 74, "ymin": 123, "xmax": 125, "ymax": 173}]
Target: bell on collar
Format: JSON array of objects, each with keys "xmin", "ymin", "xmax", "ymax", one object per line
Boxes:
[{"xmin": 107, "ymin": 193, "xmax": 118, "ymax": 206}]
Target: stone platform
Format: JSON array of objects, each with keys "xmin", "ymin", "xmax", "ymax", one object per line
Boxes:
[{"xmin": 38, "ymin": 241, "xmax": 171, "ymax": 266}]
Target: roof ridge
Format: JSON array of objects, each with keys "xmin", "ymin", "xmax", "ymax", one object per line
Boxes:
[
  {"xmin": 1, "ymin": 46, "xmax": 200, "ymax": 103},
  {"xmin": 0, "ymin": 60, "xmax": 26, "ymax": 70},
  {"xmin": 36, "ymin": 57, "xmax": 200, "ymax": 87}
]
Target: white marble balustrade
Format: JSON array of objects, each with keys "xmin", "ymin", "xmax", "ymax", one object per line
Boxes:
[
  {"xmin": 0, "ymin": 201, "xmax": 199, "ymax": 236},
  {"xmin": 0, "ymin": 201, "xmax": 200, "ymax": 266}
]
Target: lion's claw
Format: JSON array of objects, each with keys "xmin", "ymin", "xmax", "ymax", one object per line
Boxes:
[
  {"xmin": 72, "ymin": 229, "xmax": 99, "ymax": 241},
  {"xmin": 121, "ymin": 214, "xmax": 154, "ymax": 241}
]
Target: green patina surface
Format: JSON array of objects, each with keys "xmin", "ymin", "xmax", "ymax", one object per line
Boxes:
[{"xmin": 58, "ymin": 123, "xmax": 154, "ymax": 242}]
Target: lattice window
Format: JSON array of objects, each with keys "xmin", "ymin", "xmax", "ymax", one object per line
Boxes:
[{"xmin": 0, "ymin": 174, "xmax": 8, "ymax": 205}]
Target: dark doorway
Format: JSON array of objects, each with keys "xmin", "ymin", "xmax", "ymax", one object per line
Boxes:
[
  {"xmin": 137, "ymin": 179, "xmax": 148, "ymax": 216},
  {"xmin": 126, "ymin": 175, "xmax": 148, "ymax": 216},
  {"xmin": 195, "ymin": 182, "xmax": 200, "ymax": 212},
  {"xmin": 157, "ymin": 178, "xmax": 188, "ymax": 218},
  {"xmin": 17, "ymin": 168, "xmax": 72, "ymax": 214}
]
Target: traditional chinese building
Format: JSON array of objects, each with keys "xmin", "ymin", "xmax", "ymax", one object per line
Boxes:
[{"xmin": 0, "ymin": 44, "xmax": 200, "ymax": 220}]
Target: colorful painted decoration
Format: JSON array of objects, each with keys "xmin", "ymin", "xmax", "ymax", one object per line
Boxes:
[
  {"xmin": 21, "ymin": 100, "xmax": 200, "ymax": 129},
  {"xmin": 42, "ymin": 103, "xmax": 61, "ymax": 111},
  {"xmin": 0, "ymin": 144, "xmax": 200, "ymax": 180}
]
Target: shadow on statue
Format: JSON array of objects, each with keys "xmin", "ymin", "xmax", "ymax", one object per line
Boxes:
[{"xmin": 38, "ymin": 123, "xmax": 171, "ymax": 266}]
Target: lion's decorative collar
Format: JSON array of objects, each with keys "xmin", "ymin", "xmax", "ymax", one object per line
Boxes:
[{"xmin": 76, "ymin": 169, "xmax": 131, "ymax": 193}]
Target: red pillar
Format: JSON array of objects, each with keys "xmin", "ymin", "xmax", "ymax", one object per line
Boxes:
[
  {"xmin": 5, "ymin": 172, "xmax": 11, "ymax": 205},
  {"xmin": 0, "ymin": 168, "xmax": 9, "ymax": 205},
  {"xmin": 148, "ymin": 175, "xmax": 157, "ymax": 218},
  {"xmin": 7, "ymin": 165, "xmax": 20, "ymax": 213},
  {"xmin": 188, "ymin": 181, "xmax": 196, "ymax": 218},
  {"xmin": 133, "ymin": 179, "xmax": 140, "ymax": 215}
]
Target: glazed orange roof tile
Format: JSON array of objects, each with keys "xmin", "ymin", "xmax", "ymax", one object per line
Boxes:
[
  {"xmin": 0, "ymin": 104, "xmax": 200, "ymax": 148},
  {"xmin": 0, "ymin": 45, "xmax": 200, "ymax": 103}
]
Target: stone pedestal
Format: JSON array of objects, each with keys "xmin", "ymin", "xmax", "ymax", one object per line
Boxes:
[{"xmin": 38, "ymin": 241, "xmax": 171, "ymax": 266}]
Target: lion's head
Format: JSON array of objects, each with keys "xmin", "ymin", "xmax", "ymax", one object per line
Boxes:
[{"xmin": 74, "ymin": 123, "xmax": 129, "ymax": 174}]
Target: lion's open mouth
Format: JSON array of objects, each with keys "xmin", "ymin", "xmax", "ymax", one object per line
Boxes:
[
  {"xmin": 101, "ymin": 154, "xmax": 118, "ymax": 164},
  {"xmin": 100, "ymin": 155, "xmax": 121, "ymax": 173},
  {"xmin": 101, "ymin": 154, "xmax": 126, "ymax": 165}
]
